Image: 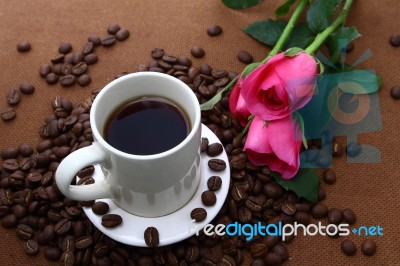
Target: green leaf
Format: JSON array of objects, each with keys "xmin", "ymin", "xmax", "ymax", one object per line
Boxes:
[
  {"xmin": 283, "ymin": 23, "xmax": 315, "ymax": 50},
  {"xmin": 222, "ymin": 0, "xmax": 263, "ymax": 9},
  {"xmin": 200, "ymin": 77, "xmax": 237, "ymax": 110},
  {"xmin": 327, "ymin": 27, "xmax": 361, "ymax": 62},
  {"xmin": 307, "ymin": 0, "xmax": 341, "ymax": 33},
  {"xmin": 293, "ymin": 112, "xmax": 308, "ymax": 149},
  {"xmin": 284, "ymin": 47, "xmax": 304, "ymax": 57},
  {"xmin": 336, "ymin": 69, "xmax": 380, "ymax": 94},
  {"xmin": 275, "ymin": 0, "xmax": 296, "ymax": 17},
  {"xmin": 272, "ymin": 168, "xmax": 319, "ymax": 203},
  {"xmin": 244, "ymin": 19, "xmax": 287, "ymax": 47}
]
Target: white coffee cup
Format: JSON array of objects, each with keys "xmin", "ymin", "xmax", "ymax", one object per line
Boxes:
[{"xmin": 55, "ymin": 72, "xmax": 201, "ymax": 217}]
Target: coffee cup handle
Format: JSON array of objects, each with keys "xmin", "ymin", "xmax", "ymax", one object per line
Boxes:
[{"xmin": 55, "ymin": 143, "xmax": 113, "ymax": 201}]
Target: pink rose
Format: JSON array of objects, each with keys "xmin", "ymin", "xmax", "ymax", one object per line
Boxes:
[
  {"xmin": 244, "ymin": 116, "xmax": 302, "ymax": 179},
  {"xmin": 241, "ymin": 52, "xmax": 318, "ymax": 121},
  {"xmin": 229, "ymin": 75, "xmax": 251, "ymax": 126}
]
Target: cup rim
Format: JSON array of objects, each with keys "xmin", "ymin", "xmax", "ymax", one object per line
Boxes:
[{"xmin": 90, "ymin": 72, "xmax": 201, "ymax": 160}]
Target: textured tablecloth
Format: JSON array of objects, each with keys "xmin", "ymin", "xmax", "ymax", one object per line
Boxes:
[{"xmin": 0, "ymin": 0, "xmax": 398, "ymax": 265}]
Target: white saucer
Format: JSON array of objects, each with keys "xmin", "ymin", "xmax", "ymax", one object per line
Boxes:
[{"xmin": 80, "ymin": 124, "xmax": 230, "ymax": 247}]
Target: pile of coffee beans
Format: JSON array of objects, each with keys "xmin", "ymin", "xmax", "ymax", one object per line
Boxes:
[
  {"xmin": 0, "ymin": 45, "xmax": 378, "ymax": 265},
  {"xmin": 39, "ymin": 23, "xmax": 129, "ymax": 88}
]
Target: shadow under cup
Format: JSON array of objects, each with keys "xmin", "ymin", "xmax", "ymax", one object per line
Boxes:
[{"xmin": 91, "ymin": 72, "xmax": 202, "ymax": 217}]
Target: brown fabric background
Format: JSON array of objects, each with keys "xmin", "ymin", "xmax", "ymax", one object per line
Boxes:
[{"xmin": 0, "ymin": 0, "xmax": 398, "ymax": 265}]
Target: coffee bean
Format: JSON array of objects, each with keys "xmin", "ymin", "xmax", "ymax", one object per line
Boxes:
[
  {"xmin": 3, "ymin": 158, "xmax": 19, "ymax": 171},
  {"xmin": 77, "ymin": 165, "xmax": 95, "ymax": 178},
  {"xmin": 51, "ymin": 54, "xmax": 65, "ymax": 64},
  {"xmin": 78, "ymin": 74, "xmax": 91, "ymax": 86},
  {"xmin": 263, "ymin": 183, "xmax": 283, "ymax": 199},
  {"xmin": 72, "ymin": 52, "xmax": 84, "ymax": 64},
  {"xmin": 332, "ymin": 142, "xmax": 344, "ymax": 157},
  {"xmin": 61, "ymin": 251, "xmax": 75, "ymax": 266},
  {"xmin": 46, "ymin": 73, "xmax": 59, "ymax": 85},
  {"xmin": 55, "ymin": 218, "xmax": 72, "ymax": 235},
  {"xmin": 116, "ymin": 29, "xmax": 130, "ymax": 41},
  {"xmin": 101, "ymin": 35, "xmax": 117, "ymax": 47},
  {"xmin": 1, "ymin": 147, "xmax": 19, "ymax": 159},
  {"xmin": 251, "ymin": 259, "xmax": 265, "ymax": 266},
  {"xmin": 293, "ymin": 211, "xmax": 311, "ymax": 225},
  {"xmin": 144, "ymin": 227, "xmax": 159, "ymax": 247},
  {"xmin": 84, "ymin": 53, "xmax": 98, "ymax": 65},
  {"xmin": 281, "ymin": 201, "xmax": 296, "ymax": 216},
  {"xmin": 230, "ymin": 154, "xmax": 247, "ymax": 170},
  {"xmin": 342, "ymin": 208, "xmax": 356, "ymax": 224},
  {"xmin": 207, "ymin": 176, "xmax": 222, "ymax": 191},
  {"xmin": 71, "ymin": 62, "xmax": 88, "ymax": 76},
  {"xmin": 202, "ymin": 253, "xmax": 218, "ymax": 265},
  {"xmin": 82, "ymin": 42, "xmax": 94, "ymax": 55},
  {"xmin": 207, "ymin": 143, "xmax": 223, "ymax": 157},
  {"xmin": 238, "ymin": 206, "xmax": 252, "ymax": 223},
  {"xmin": 207, "ymin": 25, "xmax": 223, "ymax": 36},
  {"xmin": 16, "ymin": 224, "xmax": 34, "ymax": 240},
  {"xmin": 346, "ymin": 142, "xmax": 361, "ymax": 157},
  {"xmin": 88, "ymin": 35, "xmax": 101, "ymax": 46},
  {"xmin": 190, "ymin": 207, "xmax": 207, "ymax": 222},
  {"xmin": 391, "ymin": 85, "xmax": 400, "ymax": 99},
  {"xmin": 201, "ymin": 190, "xmax": 217, "ymax": 206},
  {"xmin": 0, "ymin": 107, "xmax": 16, "ymax": 122},
  {"xmin": 39, "ymin": 64, "xmax": 52, "ymax": 77},
  {"xmin": 361, "ymin": 239, "xmax": 376, "ymax": 256},
  {"xmin": 185, "ymin": 245, "xmax": 200, "ymax": 262},
  {"xmin": 75, "ymin": 235, "xmax": 93, "ymax": 249},
  {"xmin": 231, "ymin": 185, "xmax": 247, "ymax": 202},
  {"xmin": 6, "ymin": 89, "xmax": 21, "ymax": 106},
  {"xmin": 17, "ymin": 40, "xmax": 31, "ymax": 52},
  {"xmin": 264, "ymin": 252, "xmax": 282, "ymax": 265},
  {"xmin": 208, "ymin": 159, "xmax": 226, "ymax": 171},
  {"xmin": 311, "ymin": 203, "xmax": 328, "ymax": 219},
  {"xmin": 341, "ymin": 239, "xmax": 356, "ymax": 256},
  {"xmin": 323, "ymin": 169, "xmax": 336, "ymax": 184},
  {"xmin": 151, "ymin": 47, "xmax": 164, "ymax": 59},
  {"xmin": 19, "ymin": 82, "xmax": 35, "ymax": 94},
  {"xmin": 44, "ymin": 246, "xmax": 62, "ymax": 261},
  {"xmin": 59, "ymin": 42, "xmax": 72, "ymax": 54},
  {"xmin": 390, "ymin": 34, "xmax": 400, "ymax": 47},
  {"xmin": 23, "ymin": 239, "xmax": 39, "ymax": 256},
  {"xmin": 191, "ymin": 46, "xmax": 205, "ymax": 58},
  {"xmin": 201, "ymin": 137, "xmax": 209, "ymax": 153},
  {"xmin": 237, "ymin": 50, "xmax": 253, "ymax": 64},
  {"xmin": 92, "ymin": 201, "xmax": 109, "ymax": 215},
  {"xmin": 318, "ymin": 186, "xmax": 326, "ymax": 201},
  {"xmin": 107, "ymin": 23, "xmax": 121, "ymax": 34},
  {"xmin": 60, "ymin": 74, "xmax": 76, "ymax": 87},
  {"xmin": 101, "ymin": 214, "xmax": 122, "ymax": 228},
  {"xmin": 219, "ymin": 254, "xmax": 236, "ymax": 266}
]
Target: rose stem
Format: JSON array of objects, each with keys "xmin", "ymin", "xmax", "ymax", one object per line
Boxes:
[{"xmin": 305, "ymin": 0, "xmax": 354, "ymax": 55}]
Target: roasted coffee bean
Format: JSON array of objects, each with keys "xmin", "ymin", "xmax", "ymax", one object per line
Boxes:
[
  {"xmin": 84, "ymin": 53, "xmax": 98, "ymax": 65},
  {"xmin": 19, "ymin": 82, "xmax": 35, "ymax": 94},
  {"xmin": 332, "ymin": 142, "xmax": 344, "ymax": 157},
  {"xmin": 207, "ymin": 25, "xmax": 223, "ymax": 36},
  {"xmin": 346, "ymin": 142, "xmax": 361, "ymax": 157},
  {"xmin": 265, "ymin": 252, "xmax": 282, "ymax": 265},
  {"xmin": 201, "ymin": 190, "xmax": 217, "ymax": 206},
  {"xmin": 190, "ymin": 207, "xmax": 207, "ymax": 222},
  {"xmin": 272, "ymin": 244, "xmax": 289, "ymax": 261},
  {"xmin": 1, "ymin": 147, "xmax": 19, "ymax": 159},
  {"xmin": 230, "ymin": 154, "xmax": 247, "ymax": 170},
  {"xmin": 0, "ymin": 107, "xmax": 16, "ymax": 122},
  {"xmin": 88, "ymin": 35, "xmax": 101, "ymax": 46},
  {"xmin": 185, "ymin": 245, "xmax": 199, "ymax": 262},
  {"xmin": 55, "ymin": 218, "xmax": 72, "ymax": 235},
  {"xmin": 77, "ymin": 165, "xmax": 95, "ymax": 178},
  {"xmin": 201, "ymin": 137, "xmax": 209, "ymax": 153},
  {"xmin": 361, "ymin": 239, "xmax": 376, "ymax": 256},
  {"xmin": 191, "ymin": 46, "xmax": 205, "ymax": 58},
  {"xmin": 245, "ymin": 196, "xmax": 265, "ymax": 212},
  {"xmin": 390, "ymin": 85, "xmax": 400, "ymax": 99},
  {"xmin": 107, "ymin": 23, "xmax": 121, "ymax": 34},
  {"xmin": 72, "ymin": 52, "xmax": 84, "ymax": 64},
  {"xmin": 75, "ymin": 235, "xmax": 93, "ymax": 249},
  {"xmin": 341, "ymin": 239, "xmax": 356, "ymax": 256},
  {"xmin": 102, "ymin": 214, "xmax": 122, "ymax": 228},
  {"xmin": 311, "ymin": 203, "xmax": 329, "ymax": 219},
  {"xmin": 17, "ymin": 40, "xmax": 31, "ymax": 52},
  {"xmin": 46, "ymin": 73, "xmax": 59, "ymax": 85},
  {"xmin": 237, "ymin": 50, "xmax": 253, "ymax": 64},
  {"xmin": 24, "ymin": 239, "xmax": 39, "ymax": 256},
  {"xmin": 61, "ymin": 251, "xmax": 75, "ymax": 266},
  {"xmin": 219, "ymin": 254, "xmax": 236, "ymax": 266},
  {"xmin": 2, "ymin": 214, "xmax": 17, "ymax": 228},
  {"xmin": 207, "ymin": 176, "xmax": 222, "ymax": 191},
  {"xmin": 318, "ymin": 186, "xmax": 326, "ymax": 201},
  {"xmin": 263, "ymin": 183, "xmax": 283, "ymax": 199},
  {"xmin": 294, "ymin": 211, "xmax": 311, "ymax": 225},
  {"xmin": 59, "ymin": 42, "xmax": 72, "ymax": 54},
  {"xmin": 6, "ymin": 89, "xmax": 21, "ymax": 106},
  {"xmin": 202, "ymin": 253, "xmax": 218, "ymax": 265},
  {"xmin": 390, "ymin": 34, "xmax": 400, "ymax": 47},
  {"xmin": 281, "ymin": 201, "xmax": 296, "ymax": 216},
  {"xmin": 51, "ymin": 54, "xmax": 65, "ymax": 64},
  {"xmin": 250, "ymin": 242, "xmax": 268, "ymax": 258},
  {"xmin": 82, "ymin": 42, "xmax": 94, "ymax": 55},
  {"xmin": 72, "ymin": 62, "xmax": 88, "ymax": 75},
  {"xmin": 101, "ymin": 35, "xmax": 116, "ymax": 47},
  {"xmin": 144, "ymin": 227, "xmax": 159, "ymax": 247},
  {"xmin": 208, "ymin": 159, "xmax": 226, "ymax": 171},
  {"xmin": 39, "ymin": 64, "xmax": 52, "ymax": 77},
  {"xmin": 328, "ymin": 208, "xmax": 342, "ymax": 224},
  {"xmin": 64, "ymin": 53, "xmax": 74, "ymax": 64},
  {"xmin": 207, "ymin": 143, "xmax": 223, "ymax": 157},
  {"xmin": 323, "ymin": 169, "xmax": 337, "ymax": 184},
  {"xmin": 59, "ymin": 74, "xmax": 76, "ymax": 87},
  {"xmin": 92, "ymin": 201, "xmax": 109, "ymax": 215},
  {"xmin": 150, "ymin": 48, "xmax": 164, "ymax": 59},
  {"xmin": 342, "ymin": 208, "xmax": 356, "ymax": 224},
  {"xmin": 116, "ymin": 28, "xmax": 130, "ymax": 41},
  {"xmin": 238, "ymin": 206, "xmax": 252, "ymax": 223},
  {"xmin": 77, "ymin": 74, "xmax": 91, "ymax": 87},
  {"xmin": 251, "ymin": 259, "xmax": 265, "ymax": 266},
  {"xmin": 3, "ymin": 159, "xmax": 19, "ymax": 171},
  {"xmin": 231, "ymin": 185, "xmax": 247, "ymax": 202},
  {"xmin": 44, "ymin": 246, "xmax": 62, "ymax": 261}
]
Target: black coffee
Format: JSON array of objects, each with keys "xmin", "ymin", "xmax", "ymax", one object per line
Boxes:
[{"xmin": 104, "ymin": 96, "xmax": 190, "ymax": 155}]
